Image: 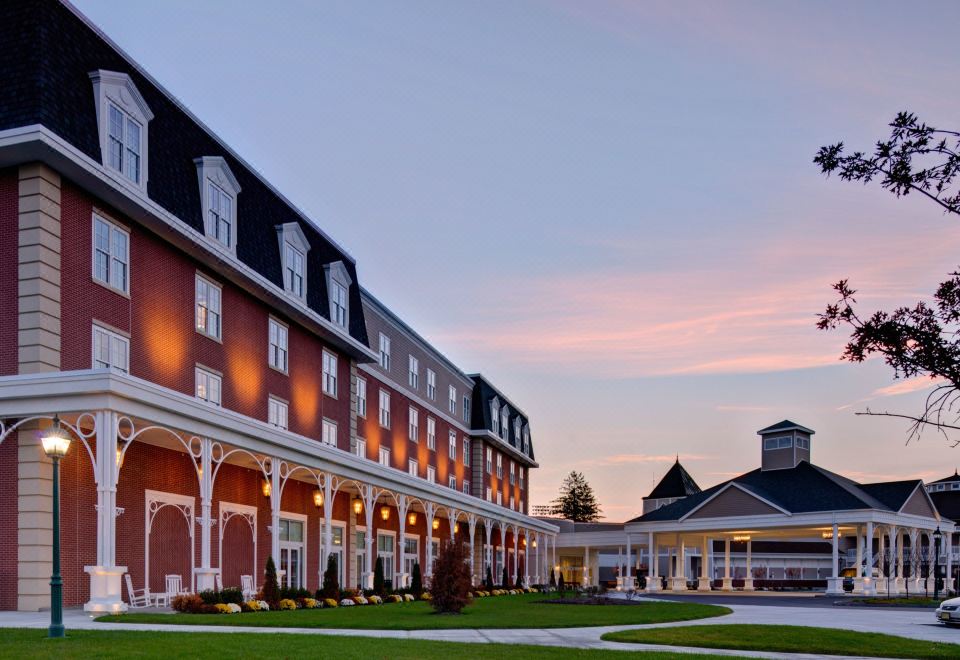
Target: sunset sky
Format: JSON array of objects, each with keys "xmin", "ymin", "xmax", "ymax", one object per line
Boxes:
[{"xmin": 74, "ymin": 0, "xmax": 960, "ymax": 520}]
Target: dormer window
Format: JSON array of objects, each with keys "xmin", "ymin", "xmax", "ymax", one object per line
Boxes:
[
  {"xmin": 276, "ymin": 222, "xmax": 311, "ymax": 301},
  {"xmin": 90, "ymin": 71, "xmax": 153, "ymax": 189},
  {"xmin": 522, "ymin": 425, "xmax": 530, "ymax": 453},
  {"xmin": 500, "ymin": 405, "xmax": 509, "ymax": 440},
  {"xmin": 324, "ymin": 261, "xmax": 353, "ymax": 329},
  {"xmin": 195, "ymin": 157, "xmax": 241, "ymax": 252},
  {"xmin": 513, "ymin": 418, "xmax": 521, "ymax": 445},
  {"xmin": 491, "ymin": 399, "xmax": 500, "ymax": 435}
]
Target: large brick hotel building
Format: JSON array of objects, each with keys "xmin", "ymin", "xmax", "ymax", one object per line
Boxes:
[{"xmin": 0, "ymin": 0, "xmax": 558, "ymax": 612}]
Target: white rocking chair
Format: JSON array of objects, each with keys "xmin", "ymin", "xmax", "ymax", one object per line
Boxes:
[
  {"xmin": 240, "ymin": 574, "xmax": 256, "ymax": 600},
  {"xmin": 165, "ymin": 574, "xmax": 189, "ymax": 600},
  {"xmin": 124, "ymin": 573, "xmax": 151, "ymax": 608}
]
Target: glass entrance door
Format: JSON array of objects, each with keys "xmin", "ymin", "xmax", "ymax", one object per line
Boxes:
[{"xmin": 279, "ymin": 518, "xmax": 304, "ymax": 589}]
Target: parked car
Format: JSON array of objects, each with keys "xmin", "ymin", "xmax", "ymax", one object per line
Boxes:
[{"xmin": 935, "ymin": 596, "xmax": 960, "ymax": 625}]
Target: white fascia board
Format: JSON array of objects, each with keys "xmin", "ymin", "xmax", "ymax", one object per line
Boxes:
[
  {"xmin": 0, "ymin": 126, "xmax": 377, "ymax": 363},
  {"xmin": 625, "ymin": 509, "xmax": 951, "ymax": 535},
  {"xmin": 0, "ymin": 370, "xmax": 557, "ymax": 534},
  {"xmin": 554, "ymin": 530, "xmax": 629, "ymax": 548}
]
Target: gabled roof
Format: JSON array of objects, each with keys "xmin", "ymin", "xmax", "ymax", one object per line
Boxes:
[
  {"xmin": 931, "ymin": 470, "xmax": 960, "ymax": 484},
  {"xmin": 629, "ymin": 460, "xmax": 927, "ymax": 523},
  {"xmin": 757, "ymin": 420, "xmax": 815, "ymax": 435},
  {"xmin": 929, "ymin": 491, "xmax": 960, "ymax": 523},
  {"xmin": 644, "ymin": 460, "xmax": 701, "ymax": 500}
]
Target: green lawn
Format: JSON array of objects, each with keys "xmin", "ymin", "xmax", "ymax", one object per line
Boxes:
[
  {"xmin": 0, "ymin": 629, "xmax": 739, "ymax": 659},
  {"xmin": 850, "ymin": 597, "xmax": 940, "ymax": 607},
  {"xmin": 602, "ymin": 624, "xmax": 960, "ymax": 659},
  {"xmin": 96, "ymin": 593, "xmax": 729, "ymax": 630}
]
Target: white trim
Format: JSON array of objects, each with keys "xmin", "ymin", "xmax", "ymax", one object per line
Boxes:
[
  {"xmin": 679, "ymin": 483, "xmax": 791, "ymax": 522},
  {"xmin": 91, "ymin": 211, "xmax": 130, "ymax": 296},
  {"xmin": 144, "ymin": 489, "xmax": 195, "ymax": 593},
  {"xmin": 195, "ymin": 157, "xmax": 241, "ymax": 253},
  {"xmin": 218, "ymin": 501, "xmax": 257, "ymax": 589},
  {"xmin": 89, "ymin": 70, "xmax": 152, "ymax": 190},
  {"xmin": 278, "ymin": 511, "xmax": 308, "ymax": 590}
]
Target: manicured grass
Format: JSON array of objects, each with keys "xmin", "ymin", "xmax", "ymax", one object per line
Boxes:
[
  {"xmin": 96, "ymin": 593, "xmax": 730, "ymax": 630},
  {"xmin": 602, "ymin": 624, "xmax": 960, "ymax": 659},
  {"xmin": 850, "ymin": 597, "xmax": 940, "ymax": 607},
  {"xmin": 0, "ymin": 628, "xmax": 737, "ymax": 659}
]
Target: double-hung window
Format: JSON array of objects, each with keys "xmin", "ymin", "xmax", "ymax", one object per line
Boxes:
[
  {"xmin": 448, "ymin": 431, "xmax": 457, "ymax": 461},
  {"xmin": 496, "ymin": 454, "xmax": 503, "ymax": 479},
  {"xmin": 354, "ymin": 437, "xmax": 366, "ymax": 459},
  {"xmin": 449, "ymin": 475, "xmax": 456, "ymax": 490},
  {"xmin": 426, "ymin": 369, "xmax": 436, "ymax": 399},
  {"xmin": 463, "ymin": 480, "xmax": 470, "ymax": 495},
  {"xmin": 284, "ymin": 242, "xmax": 305, "ymax": 298},
  {"xmin": 408, "ymin": 407, "xmax": 419, "ymax": 442},
  {"xmin": 196, "ymin": 367, "xmax": 222, "ymax": 406},
  {"xmin": 107, "ymin": 103, "xmax": 142, "ymax": 184},
  {"xmin": 514, "ymin": 419, "xmax": 521, "ymax": 445},
  {"xmin": 379, "ymin": 446, "xmax": 391, "ymax": 467},
  {"xmin": 408, "ymin": 459, "xmax": 418, "ymax": 477},
  {"xmin": 208, "ymin": 182, "xmax": 233, "ymax": 249},
  {"xmin": 463, "ymin": 395, "xmax": 470, "ymax": 422},
  {"xmin": 509, "ymin": 462, "xmax": 515, "ymax": 486},
  {"xmin": 426, "ymin": 466, "xmax": 436, "ymax": 483},
  {"xmin": 356, "ymin": 377, "xmax": 367, "ymax": 417},
  {"xmin": 322, "ymin": 350, "xmax": 338, "ymax": 397},
  {"xmin": 491, "ymin": 402, "xmax": 500, "ymax": 435},
  {"xmin": 378, "ymin": 333, "xmax": 391, "ymax": 371},
  {"xmin": 485, "ymin": 487, "xmax": 492, "ymax": 502},
  {"xmin": 486, "ymin": 447, "xmax": 492, "ymax": 475},
  {"xmin": 92, "ymin": 213, "xmax": 129, "ymax": 294},
  {"xmin": 497, "ymin": 492, "xmax": 503, "ymax": 506},
  {"xmin": 500, "ymin": 407, "xmax": 509, "ymax": 440},
  {"xmin": 519, "ymin": 468, "xmax": 525, "ymax": 490},
  {"xmin": 379, "ymin": 390, "xmax": 391, "ymax": 428},
  {"xmin": 331, "ymin": 281, "xmax": 348, "ymax": 327},
  {"xmin": 268, "ymin": 396, "xmax": 288, "ymax": 430},
  {"xmin": 426, "ymin": 417, "xmax": 436, "ymax": 451},
  {"xmin": 463, "ymin": 438, "xmax": 471, "ymax": 466},
  {"xmin": 195, "ymin": 274, "xmax": 222, "ymax": 340},
  {"xmin": 268, "ymin": 318, "xmax": 288, "ymax": 372},
  {"xmin": 408, "ymin": 355, "xmax": 419, "ymax": 389},
  {"xmin": 92, "ymin": 324, "xmax": 129, "ymax": 372},
  {"xmin": 510, "ymin": 495, "xmax": 515, "ymax": 510},
  {"xmin": 448, "ymin": 385, "xmax": 457, "ymax": 415}
]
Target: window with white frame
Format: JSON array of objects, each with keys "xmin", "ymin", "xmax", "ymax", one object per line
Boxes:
[
  {"xmin": 408, "ymin": 459, "xmax": 419, "ymax": 478},
  {"xmin": 463, "ymin": 438, "xmax": 471, "ymax": 466},
  {"xmin": 509, "ymin": 462, "xmax": 515, "ymax": 486},
  {"xmin": 522, "ymin": 426, "xmax": 530, "ymax": 453},
  {"xmin": 403, "ymin": 536, "xmax": 419, "ymax": 578},
  {"xmin": 463, "ymin": 395, "xmax": 470, "ymax": 422},
  {"xmin": 268, "ymin": 318, "xmax": 288, "ymax": 372},
  {"xmin": 195, "ymin": 367, "xmax": 222, "ymax": 406},
  {"xmin": 491, "ymin": 400, "xmax": 500, "ymax": 435},
  {"xmin": 284, "ymin": 243, "xmax": 305, "ymax": 297},
  {"xmin": 379, "ymin": 333, "xmax": 391, "ymax": 371},
  {"xmin": 268, "ymin": 396, "xmax": 288, "ymax": 430},
  {"xmin": 357, "ymin": 377, "xmax": 367, "ymax": 417},
  {"xmin": 195, "ymin": 274, "xmax": 221, "ymax": 340},
  {"xmin": 519, "ymin": 467, "xmax": 525, "ymax": 490},
  {"xmin": 354, "ymin": 437, "xmax": 366, "ymax": 459},
  {"xmin": 497, "ymin": 492, "xmax": 503, "ymax": 506},
  {"xmin": 92, "ymin": 213, "xmax": 129, "ymax": 294},
  {"xmin": 426, "ymin": 369, "xmax": 436, "ymax": 399},
  {"xmin": 448, "ymin": 431, "xmax": 457, "ymax": 460},
  {"xmin": 449, "ymin": 475, "xmax": 456, "ymax": 489},
  {"xmin": 500, "ymin": 406, "xmax": 509, "ymax": 439},
  {"xmin": 322, "ymin": 350, "xmax": 338, "ymax": 397},
  {"xmin": 90, "ymin": 70, "xmax": 153, "ymax": 188},
  {"xmin": 426, "ymin": 466, "xmax": 436, "ymax": 483},
  {"xmin": 408, "ymin": 355, "xmax": 419, "ymax": 389},
  {"xmin": 463, "ymin": 480, "xmax": 470, "ymax": 495},
  {"xmin": 408, "ymin": 407, "xmax": 419, "ymax": 442},
  {"xmin": 196, "ymin": 157, "xmax": 241, "ymax": 251},
  {"xmin": 379, "ymin": 446, "xmax": 391, "ymax": 467},
  {"xmin": 510, "ymin": 495, "xmax": 515, "ymax": 510},
  {"xmin": 448, "ymin": 385, "xmax": 457, "ymax": 415},
  {"xmin": 322, "ymin": 419, "xmax": 337, "ymax": 447},
  {"xmin": 514, "ymin": 418, "xmax": 521, "ymax": 444},
  {"xmin": 377, "ymin": 533, "xmax": 395, "ymax": 585},
  {"xmin": 486, "ymin": 447, "xmax": 492, "ymax": 474},
  {"xmin": 379, "ymin": 390, "xmax": 391, "ymax": 428},
  {"xmin": 92, "ymin": 324, "xmax": 129, "ymax": 372},
  {"xmin": 324, "ymin": 261, "xmax": 352, "ymax": 329},
  {"xmin": 485, "ymin": 487, "xmax": 492, "ymax": 502},
  {"xmin": 496, "ymin": 454, "xmax": 503, "ymax": 479},
  {"xmin": 108, "ymin": 103, "xmax": 143, "ymax": 183},
  {"xmin": 427, "ymin": 417, "xmax": 436, "ymax": 451}
]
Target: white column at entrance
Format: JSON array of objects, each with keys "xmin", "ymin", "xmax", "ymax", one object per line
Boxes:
[
  {"xmin": 947, "ymin": 532, "xmax": 954, "ymax": 595},
  {"xmin": 863, "ymin": 521, "xmax": 875, "ymax": 596},
  {"xmin": 362, "ymin": 487, "xmax": 376, "ymax": 589},
  {"xmin": 424, "ymin": 502, "xmax": 435, "ymax": 579},
  {"xmin": 582, "ymin": 545, "xmax": 590, "ymax": 587},
  {"xmin": 513, "ymin": 527, "xmax": 520, "ymax": 585},
  {"xmin": 322, "ymin": 476, "xmax": 333, "ymax": 582},
  {"xmin": 826, "ymin": 522, "xmax": 843, "ymax": 595},
  {"xmin": 625, "ymin": 534, "xmax": 634, "ymax": 589},
  {"xmin": 484, "ymin": 521, "xmax": 493, "ymax": 585},
  {"xmin": 397, "ymin": 496, "xmax": 409, "ymax": 588},
  {"xmin": 646, "ymin": 532, "xmax": 660, "ymax": 592},
  {"xmin": 468, "ymin": 515, "xmax": 478, "ymax": 585},
  {"xmin": 85, "ymin": 410, "xmax": 127, "ymax": 613},
  {"xmin": 895, "ymin": 527, "xmax": 905, "ymax": 594},
  {"xmin": 877, "ymin": 528, "xmax": 887, "ymax": 593},
  {"xmin": 853, "ymin": 525, "xmax": 864, "ymax": 594},
  {"xmin": 698, "ymin": 536, "xmax": 711, "ymax": 591},
  {"xmin": 743, "ymin": 540, "xmax": 754, "ymax": 591},
  {"xmin": 672, "ymin": 537, "xmax": 687, "ymax": 591},
  {"xmin": 722, "ymin": 537, "xmax": 733, "ymax": 591},
  {"xmin": 194, "ymin": 437, "xmax": 217, "ymax": 592}
]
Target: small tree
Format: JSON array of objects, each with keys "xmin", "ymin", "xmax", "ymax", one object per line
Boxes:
[
  {"xmin": 549, "ymin": 568, "xmax": 557, "ymax": 588},
  {"xmin": 430, "ymin": 539, "xmax": 472, "ymax": 614},
  {"xmin": 515, "ymin": 574, "xmax": 523, "ymax": 589},
  {"xmin": 557, "ymin": 573, "xmax": 566, "ymax": 599},
  {"xmin": 550, "ymin": 471, "xmax": 602, "ymax": 522},
  {"xmin": 485, "ymin": 565, "xmax": 494, "ymax": 591},
  {"xmin": 262, "ymin": 555, "xmax": 280, "ymax": 606},
  {"xmin": 321, "ymin": 553, "xmax": 339, "ymax": 600},
  {"xmin": 501, "ymin": 566, "xmax": 510, "ymax": 589},
  {"xmin": 373, "ymin": 556, "xmax": 386, "ymax": 596},
  {"xmin": 411, "ymin": 561, "xmax": 423, "ymax": 595}
]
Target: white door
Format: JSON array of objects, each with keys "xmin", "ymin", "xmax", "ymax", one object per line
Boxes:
[{"xmin": 279, "ymin": 518, "xmax": 305, "ymax": 589}]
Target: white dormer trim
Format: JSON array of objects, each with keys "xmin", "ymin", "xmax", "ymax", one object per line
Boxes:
[
  {"xmin": 89, "ymin": 70, "xmax": 153, "ymax": 190},
  {"xmin": 324, "ymin": 260, "xmax": 352, "ymax": 330},
  {"xmin": 195, "ymin": 156, "xmax": 241, "ymax": 253},
  {"xmin": 276, "ymin": 222, "xmax": 311, "ymax": 301}
]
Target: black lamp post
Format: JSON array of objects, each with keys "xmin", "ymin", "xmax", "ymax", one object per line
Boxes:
[
  {"xmin": 41, "ymin": 415, "xmax": 71, "ymax": 639},
  {"xmin": 934, "ymin": 526, "xmax": 943, "ymax": 601}
]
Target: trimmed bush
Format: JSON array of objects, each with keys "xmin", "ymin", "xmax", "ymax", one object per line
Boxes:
[
  {"xmin": 322, "ymin": 553, "xmax": 340, "ymax": 600},
  {"xmin": 501, "ymin": 566, "xmax": 510, "ymax": 589},
  {"xmin": 549, "ymin": 568, "xmax": 556, "ymax": 588},
  {"xmin": 411, "ymin": 561, "xmax": 423, "ymax": 596},
  {"xmin": 430, "ymin": 538, "xmax": 472, "ymax": 614},
  {"xmin": 171, "ymin": 594, "xmax": 205, "ymax": 613},
  {"xmin": 262, "ymin": 556, "xmax": 281, "ymax": 607},
  {"xmin": 373, "ymin": 556, "xmax": 386, "ymax": 596}
]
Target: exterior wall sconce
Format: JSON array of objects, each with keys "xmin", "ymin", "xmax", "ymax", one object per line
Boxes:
[
  {"xmin": 352, "ymin": 497, "xmax": 363, "ymax": 515},
  {"xmin": 261, "ymin": 479, "xmax": 271, "ymax": 498},
  {"xmin": 732, "ymin": 535, "xmax": 751, "ymax": 542},
  {"xmin": 408, "ymin": 512, "xmax": 417, "ymax": 526},
  {"xmin": 313, "ymin": 489, "xmax": 323, "ymax": 508},
  {"xmin": 380, "ymin": 504, "xmax": 390, "ymax": 521},
  {"xmin": 432, "ymin": 518, "xmax": 440, "ymax": 530}
]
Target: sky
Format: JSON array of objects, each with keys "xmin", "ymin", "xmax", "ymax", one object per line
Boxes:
[{"xmin": 72, "ymin": 0, "xmax": 960, "ymax": 520}]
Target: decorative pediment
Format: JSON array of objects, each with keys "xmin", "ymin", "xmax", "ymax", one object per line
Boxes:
[{"xmin": 682, "ymin": 483, "xmax": 789, "ymax": 521}]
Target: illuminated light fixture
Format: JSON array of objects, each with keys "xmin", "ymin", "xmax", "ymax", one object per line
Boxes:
[
  {"xmin": 732, "ymin": 535, "xmax": 751, "ymax": 543},
  {"xmin": 532, "ymin": 539, "xmax": 537, "ymax": 549},
  {"xmin": 115, "ymin": 438, "xmax": 127, "ymax": 469},
  {"xmin": 261, "ymin": 479, "xmax": 272, "ymax": 498},
  {"xmin": 408, "ymin": 512, "xmax": 417, "ymax": 526},
  {"xmin": 432, "ymin": 518, "xmax": 440, "ymax": 530},
  {"xmin": 41, "ymin": 415, "xmax": 71, "ymax": 459},
  {"xmin": 454, "ymin": 522, "xmax": 460, "ymax": 534},
  {"xmin": 380, "ymin": 504, "xmax": 390, "ymax": 521},
  {"xmin": 352, "ymin": 497, "xmax": 363, "ymax": 515},
  {"xmin": 822, "ymin": 530, "xmax": 841, "ymax": 539},
  {"xmin": 313, "ymin": 489, "xmax": 323, "ymax": 509},
  {"xmin": 522, "ymin": 538, "xmax": 527, "ymax": 547}
]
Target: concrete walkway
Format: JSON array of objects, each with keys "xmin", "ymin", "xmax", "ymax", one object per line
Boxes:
[{"xmin": 0, "ymin": 598, "xmax": 957, "ymax": 659}]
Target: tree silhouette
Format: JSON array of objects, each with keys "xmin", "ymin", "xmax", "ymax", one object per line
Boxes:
[{"xmin": 550, "ymin": 471, "xmax": 602, "ymax": 521}]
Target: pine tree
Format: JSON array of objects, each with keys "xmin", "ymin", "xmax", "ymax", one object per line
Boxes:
[
  {"xmin": 410, "ymin": 561, "xmax": 423, "ymax": 595},
  {"xmin": 321, "ymin": 553, "xmax": 339, "ymax": 599},
  {"xmin": 485, "ymin": 565, "xmax": 494, "ymax": 591},
  {"xmin": 557, "ymin": 573, "xmax": 566, "ymax": 598},
  {"xmin": 262, "ymin": 555, "xmax": 280, "ymax": 606},
  {"xmin": 550, "ymin": 471, "xmax": 602, "ymax": 522},
  {"xmin": 373, "ymin": 556, "xmax": 386, "ymax": 596},
  {"xmin": 501, "ymin": 565, "xmax": 510, "ymax": 589},
  {"xmin": 549, "ymin": 568, "xmax": 557, "ymax": 588}
]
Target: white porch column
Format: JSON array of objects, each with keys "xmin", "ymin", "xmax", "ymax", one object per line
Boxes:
[
  {"xmin": 947, "ymin": 532, "xmax": 954, "ymax": 595},
  {"xmin": 582, "ymin": 545, "xmax": 590, "ymax": 587},
  {"xmin": 672, "ymin": 537, "xmax": 687, "ymax": 591},
  {"xmin": 826, "ymin": 522, "xmax": 843, "ymax": 595},
  {"xmin": 449, "ymin": 509, "xmax": 459, "ymax": 543},
  {"xmin": 424, "ymin": 502, "xmax": 435, "ymax": 579},
  {"xmin": 397, "ymin": 495, "xmax": 409, "ymax": 588},
  {"xmin": 853, "ymin": 525, "xmax": 864, "ymax": 594},
  {"xmin": 270, "ymin": 460, "xmax": 281, "ymax": 580},
  {"xmin": 863, "ymin": 521, "xmax": 875, "ymax": 596},
  {"xmin": 484, "ymin": 520, "xmax": 493, "ymax": 584},
  {"xmin": 698, "ymin": 536, "xmax": 711, "ymax": 591},
  {"xmin": 362, "ymin": 487, "xmax": 376, "ymax": 589},
  {"xmin": 625, "ymin": 534, "xmax": 634, "ymax": 589},
  {"xmin": 646, "ymin": 531, "xmax": 660, "ymax": 592},
  {"xmin": 322, "ymin": 476, "xmax": 333, "ymax": 581},
  {"xmin": 894, "ymin": 527, "xmax": 905, "ymax": 594},
  {"xmin": 85, "ymin": 410, "xmax": 127, "ymax": 613},
  {"xmin": 743, "ymin": 540, "xmax": 754, "ymax": 591},
  {"xmin": 468, "ymin": 515, "xmax": 478, "ymax": 584},
  {"xmin": 194, "ymin": 436, "xmax": 217, "ymax": 593},
  {"xmin": 722, "ymin": 537, "xmax": 733, "ymax": 590}
]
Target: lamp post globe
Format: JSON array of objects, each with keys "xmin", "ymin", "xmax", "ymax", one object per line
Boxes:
[
  {"xmin": 934, "ymin": 526, "xmax": 943, "ymax": 601},
  {"xmin": 41, "ymin": 415, "xmax": 71, "ymax": 638}
]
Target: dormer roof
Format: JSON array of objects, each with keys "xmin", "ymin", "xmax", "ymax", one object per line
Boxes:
[
  {"xmin": 757, "ymin": 420, "xmax": 815, "ymax": 435},
  {"xmin": 644, "ymin": 459, "xmax": 701, "ymax": 500}
]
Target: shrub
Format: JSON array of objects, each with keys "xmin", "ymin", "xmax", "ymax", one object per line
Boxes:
[
  {"xmin": 339, "ymin": 598, "xmax": 355, "ymax": 607},
  {"xmin": 227, "ymin": 603, "xmax": 241, "ymax": 613},
  {"xmin": 322, "ymin": 554, "xmax": 340, "ymax": 600},
  {"xmin": 515, "ymin": 575, "xmax": 523, "ymax": 589},
  {"xmin": 501, "ymin": 566, "xmax": 510, "ymax": 589},
  {"xmin": 220, "ymin": 587, "xmax": 244, "ymax": 605},
  {"xmin": 214, "ymin": 603, "xmax": 231, "ymax": 614},
  {"xmin": 302, "ymin": 597, "xmax": 317, "ymax": 609},
  {"xmin": 245, "ymin": 600, "xmax": 260, "ymax": 611},
  {"xmin": 324, "ymin": 598, "xmax": 339, "ymax": 608},
  {"xmin": 278, "ymin": 598, "xmax": 297, "ymax": 610},
  {"xmin": 369, "ymin": 595, "xmax": 383, "ymax": 605},
  {"xmin": 387, "ymin": 594, "xmax": 402, "ymax": 603},
  {"xmin": 410, "ymin": 561, "xmax": 423, "ymax": 596},
  {"xmin": 353, "ymin": 595, "xmax": 368, "ymax": 605},
  {"xmin": 403, "ymin": 593, "xmax": 415, "ymax": 602},
  {"xmin": 198, "ymin": 589, "xmax": 221, "ymax": 605},
  {"xmin": 373, "ymin": 556, "xmax": 386, "ymax": 597},
  {"xmin": 485, "ymin": 566, "xmax": 494, "ymax": 591},
  {"xmin": 262, "ymin": 556, "xmax": 281, "ymax": 607},
  {"xmin": 549, "ymin": 568, "xmax": 556, "ymax": 588},
  {"xmin": 172, "ymin": 594, "xmax": 205, "ymax": 613},
  {"xmin": 558, "ymin": 573, "xmax": 566, "ymax": 599},
  {"xmin": 430, "ymin": 538, "xmax": 472, "ymax": 614}
]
